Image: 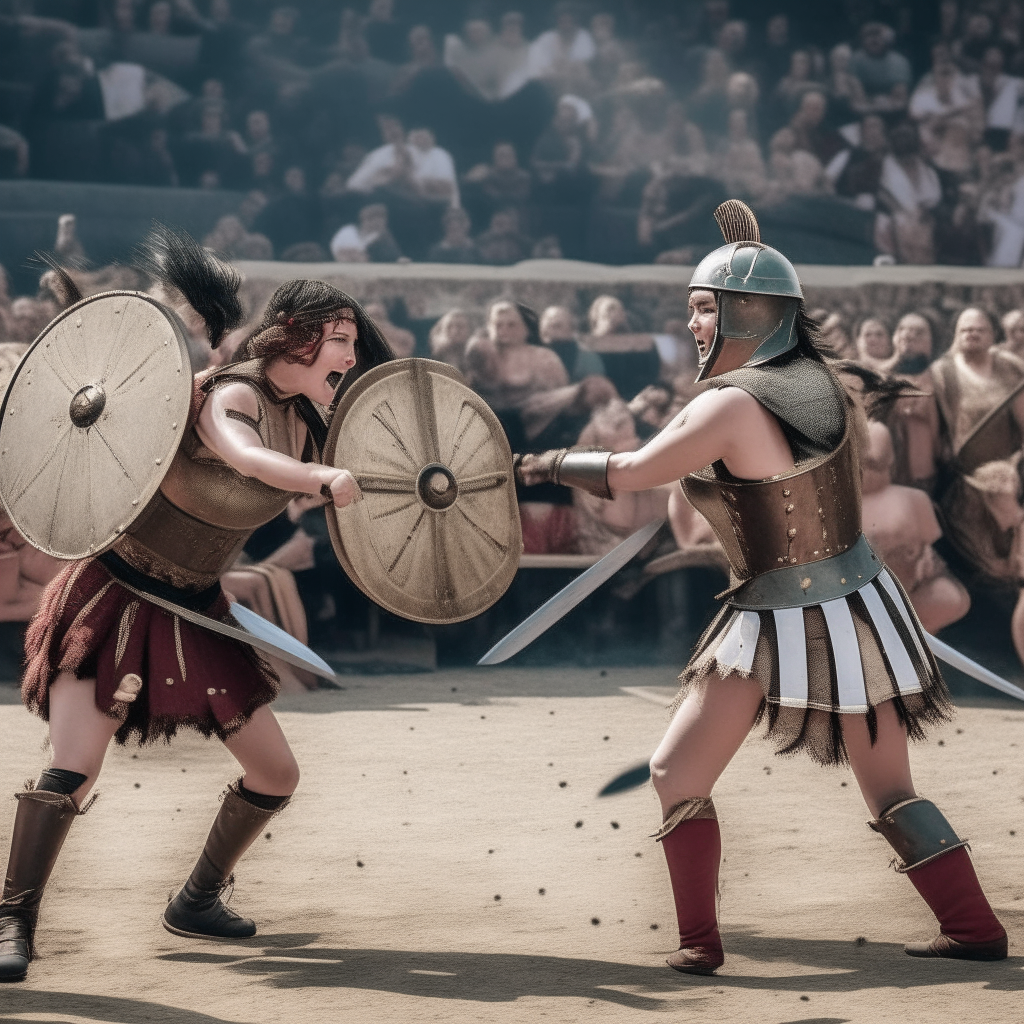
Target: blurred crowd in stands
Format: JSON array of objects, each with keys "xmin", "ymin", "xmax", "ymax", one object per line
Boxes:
[
  {"xmin": 10, "ymin": 1, "xmax": 1024, "ymax": 264},
  {"xmin": 5, "ymin": 216, "xmax": 1024, "ymax": 672}
]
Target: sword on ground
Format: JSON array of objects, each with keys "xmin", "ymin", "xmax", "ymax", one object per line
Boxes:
[{"xmin": 477, "ymin": 521, "xmax": 1024, "ymax": 794}]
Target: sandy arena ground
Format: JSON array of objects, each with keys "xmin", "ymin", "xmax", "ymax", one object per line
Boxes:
[{"xmin": 0, "ymin": 666, "xmax": 1020, "ymax": 1024}]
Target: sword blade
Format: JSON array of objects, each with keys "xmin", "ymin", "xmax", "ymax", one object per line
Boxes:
[
  {"xmin": 925, "ymin": 632, "xmax": 1024, "ymax": 703},
  {"xmin": 598, "ymin": 761, "xmax": 651, "ymax": 796},
  {"xmin": 477, "ymin": 518, "xmax": 665, "ymax": 666},
  {"xmin": 117, "ymin": 580, "xmax": 339, "ymax": 683}
]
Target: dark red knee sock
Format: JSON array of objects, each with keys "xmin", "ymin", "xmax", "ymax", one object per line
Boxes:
[
  {"xmin": 660, "ymin": 817, "xmax": 723, "ymax": 953},
  {"xmin": 906, "ymin": 848, "xmax": 1006, "ymax": 944}
]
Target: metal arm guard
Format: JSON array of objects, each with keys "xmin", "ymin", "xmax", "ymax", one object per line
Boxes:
[
  {"xmin": 553, "ymin": 449, "xmax": 613, "ymax": 500},
  {"xmin": 868, "ymin": 797, "xmax": 969, "ymax": 872}
]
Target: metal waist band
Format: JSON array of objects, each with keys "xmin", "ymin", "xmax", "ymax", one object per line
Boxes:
[
  {"xmin": 722, "ymin": 533, "xmax": 883, "ymax": 610},
  {"xmin": 97, "ymin": 550, "xmax": 223, "ymax": 613}
]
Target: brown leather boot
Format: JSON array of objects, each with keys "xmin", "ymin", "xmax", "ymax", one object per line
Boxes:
[
  {"xmin": 655, "ymin": 797, "xmax": 725, "ymax": 976},
  {"xmin": 0, "ymin": 789, "xmax": 90, "ymax": 983},
  {"xmin": 162, "ymin": 780, "xmax": 288, "ymax": 941},
  {"xmin": 869, "ymin": 796, "xmax": 1007, "ymax": 961}
]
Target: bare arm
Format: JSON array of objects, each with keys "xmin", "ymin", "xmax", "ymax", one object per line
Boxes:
[
  {"xmin": 606, "ymin": 387, "xmax": 795, "ymax": 493},
  {"xmin": 195, "ymin": 383, "xmax": 360, "ymax": 506}
]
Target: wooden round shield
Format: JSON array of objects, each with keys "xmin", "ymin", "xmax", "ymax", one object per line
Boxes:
[
  {"xmin": 323, "ymin": 358, "xmax": 521, "ymax": 624},
  {"xmin": 0, "ymin": 291, "xmax": 192, "ymax": 559}
]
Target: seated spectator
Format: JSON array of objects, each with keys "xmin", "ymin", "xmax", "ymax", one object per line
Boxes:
[
  {"xmin": 253, "ymin": 166, "xmax": 320, "ymax": 256},
  {"xmin": 363, "ymin": 0, "xmax": 407, "ymax": 63},
  {"xmin": 407, "ymin": 127, "xmax": 459, "ymax": 206},
  {"xmin": 861, "ymin": 420, "xmax": 969, "ymax": 633},
  {"xmin": 245, "ymin": 5, "xmax": 314, "ymax": 93},
  {"xmin": 364, "ymin": 302, "xmax": 415, "ymax": 357},
  {"xmin": 877, "ymin": 122, "xmax": 942, "ymax": 264},
  {"xmin": 1002, "ymin": 309, "xmax": 1024, "ymax": 356},
  {"xmin": 475, "ymin": 208, "xmax": 532, "ymax": 265},
  {"xmin": 910, "ymin": 46, "xmax": 980, "ymax": 134},
  {"xmin": 788, "ymin": 91, "xmax": 846, "ymax": 172},
  {"xmin": 539, "ymin": 305, "xmax": 606, "ymax": 381},
  {"xmin": 715, "ymin": 108, "xmax": 766, "ymax": 199},
  {"xmin": 176, "ymin": 102, "xmax": 247, "ymax": 187},
  {"xmin": 810, "ymin": 307, "xmax": 856, "ymax": 359},
  {"xmin": 850, "ymin": 21, "xmax": 912, "ymax": 114},
  {"xmin": 589, "ymin": 12, "xmax": 628, "ymax": 90},
  {"xmin": 759, "ymin": 13, "xmax": 794, "ymax": 94},
  {"xmin": 429, "ymin": 308, "xmax": 474, "ymax": 371},
  {"xmin": 834, "ymin": 114, "xmax": 889, "ymax": 206},
  {"xmin": 580, "ymin": 295, "xmax": 660, "ymax": 400},
  {"xmin": 689, "ymin": 48, "xmax": 731, "ymax": 139},
  {"xmin": 346, "ymin": 113, "xmax": 412, "ymax": 194},
  {"xmin": 761, "ymin": 127, "xmax": 832, "ymax": 204},
  {"xmin": 329, "ymin": 203, "xmax": 402, "ymax": 262},
  {"xmin": 953, "ymin": 11, "xmax": 1000, "ymax": 74},
  {"xmin": 492, "ymin": 12, "xmax": 533, "ymax": 99},
  {"xmin": 768, "ymin": 50, "xmax": 819, "ymax": 132},
  {"xmin": 628, "ymin": 383, "xmax": 672, "ymax": 439},
  {"xmin": 854, "ymin": 316, "xmax": 895, "ymax": 373},
  {"xmin": 885, "ymin": 311, "xmax": 941, "ymax": 490},
  {"xmin": 391, "ymin": 24, "xmax": 444, "ymax": 95},
  {"xmin": 528, "ymin": 1, "xmax": 596, "ymax": 94},
  {"xmin": 964, "ymin": 46, "xmax": 1024, "ymax": 151},
  {"xmin": 637, "ymin": 171, "xmax": 728, "ymax": 258},
  {"xmin": 826, "ymin": 43, "xmax": 869, "ymax": 125},
  {"xmin": 463, "ymin": 142, "xmax": 532, "ymax": 218},
  {"xmin": 573, "ymin": 399, "xmax": 670, "ymax": 556},
  {"xmin": 427, "ymin": 207, "xmax": 478, "ymax": 263},
  {"xmin": 444, "ymin": 17, "xmax": 502, "ymax": 100},
  {"xmin": 203, "ymin": 215, "xmax": 273, "ymax": 260},
  {"xmin": 0, "ymin": 126, "xmax": 29, "ymax": 178},
  {"xmin": 531, "ymin": 96, "xmax": 589, "ymax": 189}
]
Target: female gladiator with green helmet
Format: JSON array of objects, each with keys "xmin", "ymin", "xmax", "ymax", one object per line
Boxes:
[{"xmin": 519, "ymin": 201, "xmax": 1006, "ymax": 974}]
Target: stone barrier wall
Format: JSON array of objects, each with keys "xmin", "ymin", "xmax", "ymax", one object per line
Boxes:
[{"xmin": 236, "ymin": 260, "xmax": 1024, "ymax": 354}]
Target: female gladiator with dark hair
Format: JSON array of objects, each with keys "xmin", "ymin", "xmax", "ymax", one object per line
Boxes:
[
  {"xmin": 0, "ymin": 241, "xmax": 393, "ymax": 982},
  {"xmin": 520, "ymin": 202, "xmax": 1007, "ymax": 974}
]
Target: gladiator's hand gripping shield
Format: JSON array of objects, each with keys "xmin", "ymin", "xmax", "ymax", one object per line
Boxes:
[
  {"xmin": 691, "ymin": 200, "xmax": 804, "ymax": 382},
  {"xmin": 323, "ymin": 358, "xmax": 521, "ymax": 624},
  {"xmin": 0, "ymin": 291, "xmax": 192, "ymax": 558}
]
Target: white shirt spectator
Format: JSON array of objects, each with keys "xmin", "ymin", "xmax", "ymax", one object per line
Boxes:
[
  {"xmin": 407, "ymin": 130, "xmax": 460, "ymax": 207},
  {"xmin": 444, "ymin": 28, "xmax": 502, "ymax": 100},
  {"xmin": 346, "ymin": 142, "xmax": 407, "ymax": 193},
  {"xmin": 528, "ymin": 27, "xmax": 596, "ymax": 79},
  {"xmin": 97, "ymin": 62, "xmax": 147, "ymax": 121},
  {"xmin": 879, "ymin": 154, "xmax": 942, "ymax": 214},
  {"xmin": 329, "ymin": 223, "xmax": 377, "ymax": 259},
  {"xmin": 963, "ymin": 72, "xmax": 1024, "ymax": 132},
  {"xmin": 909, "ymin": 71, "xmax": 977, "ymax": 120}
]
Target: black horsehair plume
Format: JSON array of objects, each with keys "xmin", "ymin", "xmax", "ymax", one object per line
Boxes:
[
  {"xmin": 34, "ymin": 251, "xmax": 84, "ymax": 308},
  {"xmin": 714, "ymin": 199, "xmax": 761, "ymax": 245},
  {"xmin": 135, "ymin": 224, "xmax": 242, "ymax": 348}
]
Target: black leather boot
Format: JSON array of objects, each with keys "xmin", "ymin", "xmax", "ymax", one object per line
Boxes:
[
  {"xmin": 0, "ymin": 789, "xmax": 89, "ymax": 982},
  {"xmin": 162, "ymin": 781, "xmax": 288, "ymax": 940}
]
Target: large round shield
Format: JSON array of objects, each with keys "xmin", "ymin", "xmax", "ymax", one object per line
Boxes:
[
  {"xmin": 324, "ymin": 358, "xmax": 521, "ymax": 624},
  {"xmin": 0, "ymin": 291, "xmax": 192, "ymax": 559}
]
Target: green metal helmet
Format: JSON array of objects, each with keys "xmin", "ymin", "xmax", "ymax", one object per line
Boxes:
[{"xmin": 688, "ymin": 201, "xmax": 804, "ymax": 382}]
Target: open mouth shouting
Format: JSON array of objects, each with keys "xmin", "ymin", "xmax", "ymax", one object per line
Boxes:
[{"xmin": 326, "ymin": 370, "xmax": 345, "ymax": 390}]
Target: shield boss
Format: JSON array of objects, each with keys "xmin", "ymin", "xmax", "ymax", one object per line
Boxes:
[
  {"xmin": 324, "ymin": 358, "xmax": 521, "ymax": 624},
  {"xmin": 0, "ymin": 291, "xmax": 192, "ymax": 559}
]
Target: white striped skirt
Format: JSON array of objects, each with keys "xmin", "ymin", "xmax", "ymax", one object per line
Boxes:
[{"xmin": 677, "ymin": 567, "xmax": 953, "ymax": 765}]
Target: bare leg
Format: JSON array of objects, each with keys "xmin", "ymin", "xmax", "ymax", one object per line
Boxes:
[
  {"xmin": 841, "ymin": 699, "xmax": 916, "ymax": 817},
  {"xmin": 47, "ymin": 672, "xmax": 121, "ymax": 807},
  {"xmin": 650, "ymin": 672, "xmax": 764, "ymax": 813},
  {"xmin": 221, "ymin": 705, "xmax": 300, "ymax": 797}
]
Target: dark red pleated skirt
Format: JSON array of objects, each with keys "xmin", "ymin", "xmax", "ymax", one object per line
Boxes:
[{"xmin": 23, "ymin": 560, "xmax": 279, "ymax": 745}]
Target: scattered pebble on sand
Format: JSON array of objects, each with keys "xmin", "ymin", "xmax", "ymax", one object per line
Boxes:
[
  {"xmin": 134, "ymin": 783, "xmax": 140, "ymax": 789},
  {"xmin": 559, "ymin": 781, "xmax": 567, "ymax": 788},
  {"xmin": 938, "ymin": 740, "xmax": 945, "ymax": 746},
  {"xmin": 841, "ymin": 781, "xmax": 847, "ymax": 787},
  {"xmin": 494, "ymin": 895, "xmax": 501, "ymax": 901},
  {"xmin": 600, "ymin": 670, "xmax": 607, "ymax": 677},
  {"xmin": 855, "ymin": 936, "xmax": 867, "ymax": 945},
  {"xmin": 539, "ymin": 888, "xmax": 545, "ymax": 895},
  {"xmin": 603, "ymin": 736, "xmax": 610, "ymax": 741},
  {"xmin": 451, "ymin": 687, "xmax": 457, "ymax": 692},
  {"xmin": 488, "ymin": 849, "xmax": 494, "ymax": 854},
  {"xmin": 356, "ymin": 861, "xmax": 364, "ymax": 867},
  {"xmin": 635, "ymin": 852, "xmax": 642, "ymax": 858},
  {"xmin": 610, "ymin": 822, "xmax": 619, "ymax": 829},
  {"xmin": 650, "ymin": 923, "xmax": 658, "ymax": 930},
  {"xmin": 800, "ymin": 995, "xmax": 810, "ymax": 1001},
  {"xmin": 265, "ymin": 832, "xmax": 271, "ymax": 840},
  {"xmin": 575, "ymin": 821, "xmax": 583, "ymax": 828},
  {"xmin": 591, "ymin": 917, "xmax": 600, "ymax": 925}
]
